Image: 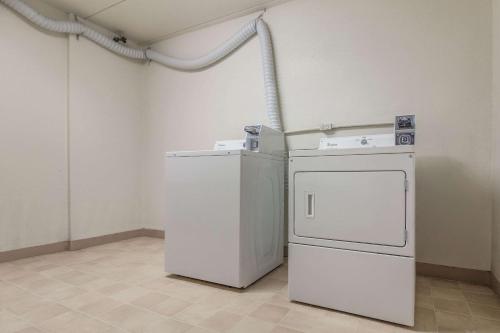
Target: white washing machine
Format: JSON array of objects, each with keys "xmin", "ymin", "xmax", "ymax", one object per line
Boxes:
[
  {"xmin": 165, "ymin": 126, "xmax": 285, "ymax": 288},
  {"xmin": 288, "ymin": 144, "xmax": 415, "ymax": 326}
]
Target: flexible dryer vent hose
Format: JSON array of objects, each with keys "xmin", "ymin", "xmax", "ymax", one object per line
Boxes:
[{"xmin": 1, "ymin": 0, "xmax": 283, "ymax": 131}]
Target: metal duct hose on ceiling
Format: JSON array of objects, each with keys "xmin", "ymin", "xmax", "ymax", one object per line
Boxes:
[{"xmin": 0, "ymin": 0, "xmax": 282, "ymax": 131}]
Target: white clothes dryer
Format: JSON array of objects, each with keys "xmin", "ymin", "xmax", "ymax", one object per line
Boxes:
[{"xmin": 288, "ymin": 146, "xmax": 415, "ymax": 326}]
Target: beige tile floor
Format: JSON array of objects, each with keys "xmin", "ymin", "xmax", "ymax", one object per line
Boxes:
[{"xmin": 1, "ymin": 237, "xmax": 499, "ymax": 333}]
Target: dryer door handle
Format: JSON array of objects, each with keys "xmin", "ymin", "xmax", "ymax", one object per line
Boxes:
[{"xmin": 305, "ymin": 192, "xmax": 315, "ymax": 219}]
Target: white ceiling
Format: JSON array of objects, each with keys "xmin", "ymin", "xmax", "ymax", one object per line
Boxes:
[{"xmin": 41, "ymin": 0, "xmax": 287, "ymax": 44}]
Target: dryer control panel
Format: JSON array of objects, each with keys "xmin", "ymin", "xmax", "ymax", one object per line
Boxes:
[
  {"xmin": 395, "ymin": 115, "xmax": 416, "ymax": 146},
  {"xmin": 319, "ymin": 134, "xmax": 394, "ymax": 150}
]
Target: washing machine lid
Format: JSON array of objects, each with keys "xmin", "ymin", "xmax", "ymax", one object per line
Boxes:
[
  {"xmin": 165, "ymin": 150, "xmax": 243, "ymax": 158},
  {"xmin": 293, "ymin": 170, "xmax": 407, "ymax": 247}
]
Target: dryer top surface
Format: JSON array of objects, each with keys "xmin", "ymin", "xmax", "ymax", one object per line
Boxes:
[{"xmin": 289, "ymin": 146, "xmax": 415, "ymax": 158}]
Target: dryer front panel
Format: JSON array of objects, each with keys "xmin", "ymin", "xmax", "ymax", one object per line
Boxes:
[
  {"xmin": 294, "ymin": 171, "xmax": 406, "ymax": 247},
  {"xmin": 288, "ymin": 152, "xmax": 415, "ymax": 257}
]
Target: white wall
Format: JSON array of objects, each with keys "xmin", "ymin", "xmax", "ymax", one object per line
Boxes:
[
  {"xmin": 492, "ymin": 0, "xmax": 500, "ymax": 281},
  {"xmin": 68, "ymin": 36, "xmax": 144, "ymax": 240},
  {"xmin": 143, "ymin": 0, "xmax": 493, "ymax": 271},
  {"xmin": 0, "ymin": 1, "xmax": 144, "ymax": 250},
  {"xmin": 0, "ymin": 2, "xmax": 69, "ymax": 251}
]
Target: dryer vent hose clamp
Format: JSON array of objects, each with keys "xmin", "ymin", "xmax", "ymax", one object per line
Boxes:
[{"xmin": 0, "ymin": 0, "xmax": 283, "ymax": 132}]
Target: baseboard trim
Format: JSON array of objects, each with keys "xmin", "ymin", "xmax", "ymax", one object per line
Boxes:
[
  {"xmin": 143, "ymin": 228, "xmax": 165, "ymax": 239},
  {"xmin": 0, "ymin": 229, "xmax": 164, "ymax": 262},
  {"xmin": 416, "ymin": 262, "xmax": 491, "ymax": 286},
  {"xmin": 69, "ymin": 229, "xmax": 145, "ymax": 250},
  {"xmin": 0, "ymin": 241, "xmax": 69, "ymax": 263},
  {"xmin": 492, "ymin": 273, "xmax": 500, "ymax": 295}
]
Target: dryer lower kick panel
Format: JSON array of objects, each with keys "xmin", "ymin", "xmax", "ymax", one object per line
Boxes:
[{"xmin": 288, "ymin": 243, "xmax": 415, "ymax": 326}]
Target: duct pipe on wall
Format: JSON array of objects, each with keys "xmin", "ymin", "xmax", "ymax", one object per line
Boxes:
[{"xmin": 0, "ymin": 0, "xmax": 283, "ymax": 131}]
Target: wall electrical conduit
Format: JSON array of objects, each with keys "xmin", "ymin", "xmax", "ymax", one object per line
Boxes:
[{"xmin": 1, "ymin": 0, "xmax": 283, "ymax": 131}]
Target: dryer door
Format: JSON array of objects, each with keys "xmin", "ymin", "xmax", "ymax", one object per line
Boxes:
[{"xmin": 294, "ymin": 171, "xmax": 406, "ymax": 247}]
